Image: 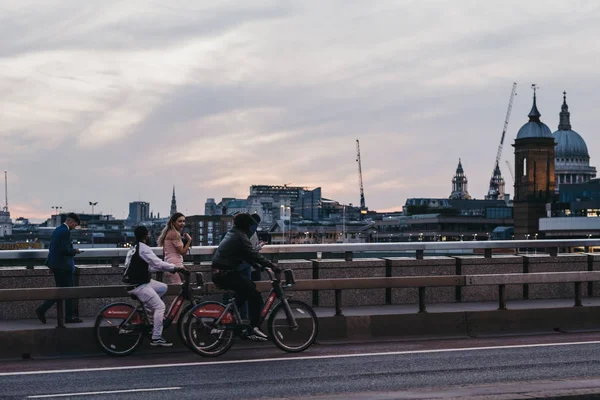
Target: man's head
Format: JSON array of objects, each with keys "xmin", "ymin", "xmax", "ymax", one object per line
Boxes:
[
  {"xmin": 134, "ymin": 226, "xmax": 149, "ymax": 243},
  {"xmin": 65, "ymin": 213, "xmax": 80, "ymax": 230},
  {"xmin": 233, "ymin": 213, "xmax": 254, "ymax": 234}
]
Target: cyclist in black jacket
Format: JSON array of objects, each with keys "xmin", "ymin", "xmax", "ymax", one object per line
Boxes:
[{"xmin": 212, "ymin": 213, "xmax": 279, "ymax": 341}]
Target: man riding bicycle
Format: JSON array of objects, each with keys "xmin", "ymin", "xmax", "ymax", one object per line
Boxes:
[
  {"xmin": 212, "ymin": 213, "xmax": 279, "ymax": 341},
  {"xmin": 123, "ymin": 226, "xmax": 189, "ymax": 347}
]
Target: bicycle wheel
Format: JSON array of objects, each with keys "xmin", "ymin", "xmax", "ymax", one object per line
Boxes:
[
  {"xmin": 177, "ymin": 303, "xmax": 194, "ymax": 348},
  {"xmin": 186, "ymin": 301, "xmax": 235, "ymax": 357},
  {"xmin": 95, "ymin": 302, "xmax": 144, "ymax": 356},
  {"xmin": 268, "ymin": 300, "xmax": 318, "ymax": 353}
]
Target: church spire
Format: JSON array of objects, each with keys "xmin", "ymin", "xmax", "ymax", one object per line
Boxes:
[
  {"xmin": 528, "ymin": 84, "xmax": 541, "ymax": 121},
  {"xmin": 558, "ymin": 91, "xmax": 572, "ymax": 131},
  {"xmin": 170, "ymin": 186, "xmax": 177, "ymax": 216}
]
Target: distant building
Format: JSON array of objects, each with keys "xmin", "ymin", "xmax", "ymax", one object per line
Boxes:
[
  {"xmin": 185, "ymin": 215, "xmax": 233, "ymax": 246},
  {"xmin": 512, "ymin": 89, "xmax": 556, "ymax": 239},
  {"xmin": 128, "ymin": 201, "xmax": 150, "ymax": 224},
  {"xmin": 204, "ymin": 198, "xmax": 217, "ymax": 216},
  {"xmin": 449, "ymin": 159, "xmax": 472, "ymax": 200},
  {"xmin": 170, "ymin": 186, "xmax": 178, "ymax": 216},
  {"xmin": 0, "ymin": 209, "xmax": 11, "ymax": 238},
  {"xmin": 553, "ymin": 92, "xmax": 596, "ymax": 191}
]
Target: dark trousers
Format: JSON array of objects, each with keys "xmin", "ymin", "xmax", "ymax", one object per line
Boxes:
[
  {"xmin": 214, "ymin": 271, "xmax": 263, "ymax": 327},
  {"xmin": 37, "ymin": 269, "xmax": 75, "ymax": 320}
]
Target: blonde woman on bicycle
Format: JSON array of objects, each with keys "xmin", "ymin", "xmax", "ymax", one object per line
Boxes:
[{"xmin": 157, "ymin": 212, "xmax": 192, "ymax": 284}]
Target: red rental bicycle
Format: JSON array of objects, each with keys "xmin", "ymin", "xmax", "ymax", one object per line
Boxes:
[
  {"xmin": 185, "ymin": 268, "xmax": 318, "ymax": 357},
  {"xmin": 94, "ymin": 271, "xmax": 202, "ymax": 356}
]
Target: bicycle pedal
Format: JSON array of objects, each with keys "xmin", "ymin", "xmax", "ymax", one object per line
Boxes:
[{"xmin": 118, "ymin": 329, "xmax": 134, "ymax": 334}]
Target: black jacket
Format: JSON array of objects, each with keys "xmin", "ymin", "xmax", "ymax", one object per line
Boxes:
[{"xmin": 212, "ymin": 227, "xmax": 274, "ymax": 271}]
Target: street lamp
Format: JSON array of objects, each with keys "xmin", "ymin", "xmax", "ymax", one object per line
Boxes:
[{"xmin": 89, "ymin": 201, "xmax": 98, "ymax": 248}]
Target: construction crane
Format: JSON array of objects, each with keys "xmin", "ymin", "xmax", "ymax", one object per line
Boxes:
[
  {"xmin": 505, "ymin": 160, "xmax": 515, "ymax": 184},
  {"xmin": 356, "ymin": 139, "xmax": 367, "ymax": 215},
  {"xmin": 486, "ymin": 82, "xmax": 518, "ymax": 200}
]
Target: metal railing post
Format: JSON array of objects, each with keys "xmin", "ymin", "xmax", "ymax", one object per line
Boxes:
[
  {"xmin": 455, "ymin": 257, "xmax": 462, "ymax": 302},
  {"xmin": 588, "ymin": 254, "xmax": 594, "ymax": 297},
  {"xmin": 335, "ymin": 289, "xmax": 343, "ymax": 316},
  {"xmin": 385, "ymin": 259, "xmax": 392, "ymax": 305},
  {"xmin": 73, "ymin": 267, "xmax": 80, "ymax": 318},
  {"xmin": 56, "ymin": 300, "xmax": 65, "ymax": 328},
  {"xmin": 498, "ymin": 284, "xmax": 507, "ymax": 310},
  {"xmin": 312, "ymin": 260, "xmax": 319, "ymax": 307},
  {"xmin": 418, "ymin": 287, "xmax": 427, "ymax": 313},
  {"xmin": 522, "ymin": 256, "xmax": 529, "ymax": 300},
  {"xmin": 575, "ymin": 282, "xmax": 582, "ymax": 307}
]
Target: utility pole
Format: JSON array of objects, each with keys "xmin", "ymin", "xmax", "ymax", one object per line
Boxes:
[{"xmin": 89, "ymin": 201, "xmax": 98, "ymax": 248}]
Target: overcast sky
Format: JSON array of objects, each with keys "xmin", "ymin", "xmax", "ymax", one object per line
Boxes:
[{"xmin": 1, "ymin": 0, "xmax": 599, "ymax": 221}]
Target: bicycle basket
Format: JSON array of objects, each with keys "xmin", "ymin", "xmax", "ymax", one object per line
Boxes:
[{"xmin": 283, "ymin": 269, "xmax": 295, "ymax": 287}]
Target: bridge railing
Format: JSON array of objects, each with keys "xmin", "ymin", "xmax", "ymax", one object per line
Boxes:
[
  {"xmin": 1, "ymin": 239, "xmax": 600, "ymax": 268},
  {"xmin": 2, "ymin": 271, "xmax": 599, "ymax": 327}
]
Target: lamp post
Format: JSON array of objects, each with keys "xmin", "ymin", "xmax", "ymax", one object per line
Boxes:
[
  {"xmin": 89, "ymin": 201, "xmax": 98, "ymax": 248},
  {"xmin": 52, "ymin": 206, "xmax": 62, "ymax": 227},
  {"xmin": 280, "ymin": 205, "xmax": 285, "ymax": 244}
]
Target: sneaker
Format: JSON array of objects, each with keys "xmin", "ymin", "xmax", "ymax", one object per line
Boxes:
[
  {"xmin": 247, "ymin": 334, "xmax": 268, "ymax": 342},
  {"xmin": 150, "ymin": 337, "xmax": 173, "ymax": 347},
  {"xmin": 251, "ymin": 327, "xmax": 268, "ymax": 340}
]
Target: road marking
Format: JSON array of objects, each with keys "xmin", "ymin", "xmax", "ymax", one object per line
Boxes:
[
  {"xmin": 3, "ymin": 340, "xmax": 600, "ymax": 377},
  {"xmin": 27, "ymin": 387, "xmax": 181, "ymax": 398}
]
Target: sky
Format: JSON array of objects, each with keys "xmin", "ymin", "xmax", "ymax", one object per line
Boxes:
[{"xmin": 1, "ymin": 0, "xmax": 599, "ymax": 222}]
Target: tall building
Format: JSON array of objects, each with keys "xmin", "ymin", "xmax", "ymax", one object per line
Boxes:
[
  {"xmin": 553, "ymin": 92, "xmax": 596, "ymax": 191},
  {"xmin": 512, "ymin": 88, "xmax": 556, "ymax": 239},
  {"xmin": 449, "ymin": 159, "xmax": 471, "ymax": 200},
  {"xmin": 205, "ymin": 198, "xmax": 217, "ymax": 215},
  {"xmin": 0, "ymin": 171, "xmax": 12, "ymax": 238},
  {"xmin": 128, "ymin": 201, "xmax": 150, "ymax": 224},
  {"xmin": 170, "ymin": 186, "xmax": 177, "ymax": 216},
  {"xmin": 485, "ymin": 162, "xmax": 506, "ymax": 200}
]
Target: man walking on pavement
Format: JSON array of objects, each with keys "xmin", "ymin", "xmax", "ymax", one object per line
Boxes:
[{"xmin": 36, "ymin": 212, "xmax": 83, "ymax": 324}]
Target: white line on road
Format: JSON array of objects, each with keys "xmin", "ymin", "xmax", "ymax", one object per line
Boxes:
[
  {"xmin": 27, "ymin": 387, "xmax": 181, "ymax": 398},
  {"xmin": 3, "ymin": 340, "xmax": 600, "ymax": 377}
]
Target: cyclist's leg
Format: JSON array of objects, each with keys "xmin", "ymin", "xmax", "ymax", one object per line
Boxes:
[
  {"xmin": 130, "ymin": 284, "xmax": 166, "ymax": 340},
  {"xmin": 225, "ymin": 273, "xmax": 263, "ymax": 328},
  {"xmin": 149, "ymin": 279, "xmax": 168, "ymax": 298},
  {"xmin": 238, "ymin": 263, "xmax": 252, "ymax": 319}
]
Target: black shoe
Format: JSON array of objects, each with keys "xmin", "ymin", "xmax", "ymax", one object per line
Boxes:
[
  {"xmin": 65, "ymin": 318, "xmax": 83, "ymax": 323},
  {"xmin": 35, "ymin": 309, "xmax": 46, "ymax": 324},
  {"xmin": 150, "ymin": 337, "xmax": 173, "ymax": 347}
]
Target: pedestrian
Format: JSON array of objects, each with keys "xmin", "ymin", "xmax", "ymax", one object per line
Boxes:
[
  {"xmin": 35, "ymin": 212, "xmax": 83, "ymax": 324},
  {"xmin": 157, "ymin": 212, "xmax": 192, "ymax": 284}
]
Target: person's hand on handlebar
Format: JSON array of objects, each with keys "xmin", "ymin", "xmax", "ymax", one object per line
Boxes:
[
  {"xmin": 269, "ymin": 265, "xmax": 281, "ymax": 274},
  {"xmin": 174, "ymin": 266, "xmax": 190, "ymax": 275}
]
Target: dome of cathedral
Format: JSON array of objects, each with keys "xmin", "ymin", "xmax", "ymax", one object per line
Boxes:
[
  {"xmin": 553, "ymin": 129, "xmax": 589, "ymax": 158},
  {"xmin": 552, "ymin": 92, "xmax": 589, "ymax": 158}
]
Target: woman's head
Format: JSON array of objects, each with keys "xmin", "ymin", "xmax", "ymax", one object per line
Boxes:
[
  {"xmin": 169, "ymin": 212, "xmax": 186, "ymax": 232},
  {"xmin": 157, "ymin": 212, "xmax": 185, "ymax": 246}
]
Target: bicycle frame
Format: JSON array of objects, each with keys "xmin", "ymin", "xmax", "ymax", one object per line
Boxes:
[
  {"xmin": 213, "ymin": 269, "xmax": 298, "ymax": 330},
  {"xmin": 117, "ymin": 271, "xmax": 201, "ymax": 332}
]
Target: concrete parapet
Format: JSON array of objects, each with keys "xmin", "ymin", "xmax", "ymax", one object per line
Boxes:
[
  {"xmin": 316, "ymin": 258, "xmax": 386, "ymax": 307},
  {"xmin": 458, "ymin": 255, "xmax": 523, "ymax": 302},
  {"xmin": 385, "ymin": 257, "xmax": 455, "ymax": 305},
  {"xmin": 526, "ymin": 254, "xmax": 587, "ymax": 300}
]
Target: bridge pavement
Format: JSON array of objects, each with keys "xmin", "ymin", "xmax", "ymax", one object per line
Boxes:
[
  {"xmin": 3, "ymin": 332, "xmax": 600, "ymax": 399},
  {"xmin": 3, "ymin": 298, "xmax": 600, "ymax": 360}
]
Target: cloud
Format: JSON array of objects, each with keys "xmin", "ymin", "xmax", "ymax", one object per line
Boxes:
[{"xmin": 1, "ymin": 0, "xmax": 600, "ymax": 220}]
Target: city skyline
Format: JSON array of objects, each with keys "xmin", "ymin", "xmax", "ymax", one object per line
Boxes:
[{"xmin": 2, "ymin": 1, "xmax": 599, "ymax": 221}]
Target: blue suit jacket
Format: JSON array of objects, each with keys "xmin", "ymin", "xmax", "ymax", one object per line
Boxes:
[{"xmin": 45, "ymin": 224, "xmax": 76, "ymax": 271}]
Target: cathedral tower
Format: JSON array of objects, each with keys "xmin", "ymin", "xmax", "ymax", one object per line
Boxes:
[{"xmin": 512, "ymin": 86, "xmax": 556, "ymax": 239}]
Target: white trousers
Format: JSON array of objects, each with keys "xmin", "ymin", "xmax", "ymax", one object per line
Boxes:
[{"xmin": 128, "ymin": 279, "xmax": 168, "ymax": 340}]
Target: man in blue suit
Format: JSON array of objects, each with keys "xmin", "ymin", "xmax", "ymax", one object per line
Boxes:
[{"xmin": 36, "ymin": 213, "xmax": 82, "ymax": 324}]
